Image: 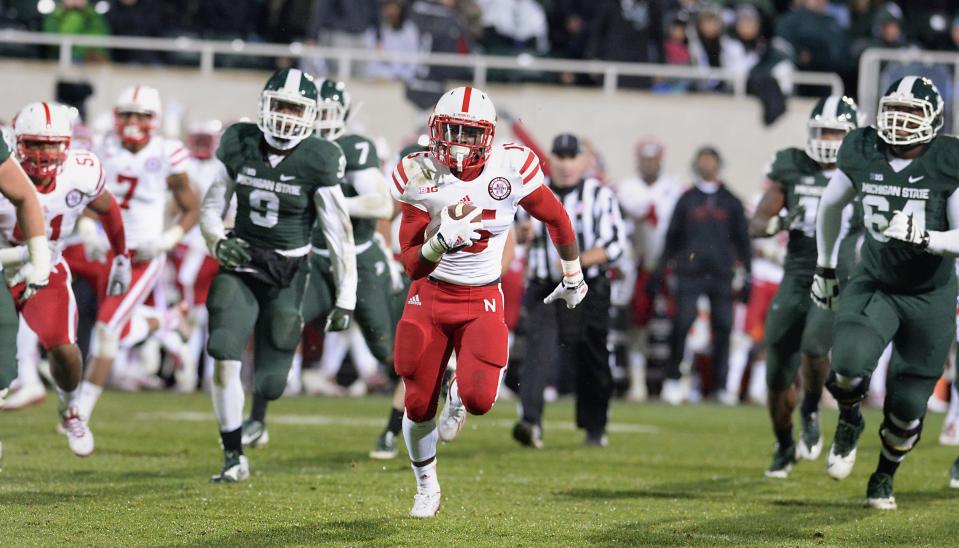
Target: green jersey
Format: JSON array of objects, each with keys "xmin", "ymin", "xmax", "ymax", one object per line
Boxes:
[
  {"xmin": 767, "ymin": 147, "xmax": 830, "ymax": 278},
  {"xmin": 839, "ymin": 127, "xmax": 959, "ymax": 293},
  {"xmin": 312, "ymin": 133, "xmax": 381, "ymax": 248},
  {"xmin": 0, "ymin": 134, "xmax": 10, "ymax": 163},
  {"xmin": 217, "ymin": 122, "xmax": 346, "ymax": 251}
]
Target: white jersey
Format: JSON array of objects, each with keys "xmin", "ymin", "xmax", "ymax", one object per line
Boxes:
[
  {"xmin": 182, "ymin": 157, "xmax": 232, "ymax": 252},
  {"xmin": 391, "ymin": 143, "xmax": 544, "ymax": 285},
  {"xmin": 0, "ymin": 149, "xmax": 104, "ymax": 282},
  {"xmin": 614, "ymin": 174, "xmax": 682, "ymax": 271},
  {"xmin": 97, "ymin": 133, "xmax": 189, "ymax": 250}
]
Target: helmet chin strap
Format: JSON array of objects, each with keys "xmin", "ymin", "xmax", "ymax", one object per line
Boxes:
[{"xmin": 263, "ymin": 131, "xmax": 303, "ymax": 151}]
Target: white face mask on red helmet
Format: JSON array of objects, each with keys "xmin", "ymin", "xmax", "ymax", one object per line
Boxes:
[
  {"xmin": 428, "ymin": 87, "xmax": 497, "ymax": 172},
  {"xmin": 14, "ymin": 101, "xmax": 73, "ymax": 180},
  {"xmin": 114, "ymin": 85, "xmax": 162, "ymax": 146}
]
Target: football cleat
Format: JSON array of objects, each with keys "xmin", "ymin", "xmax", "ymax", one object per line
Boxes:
[
  {"xmin": 241, "ymin": 418, "xmax": 269, "ymax": 448},
  {"xmin": 369, "ymin": 431, "xmax": 398, "ymax": 460},
  {"xmin": 211, "ymin": 450, "xmax": 249, "ymax": 483},
  {"xmin": 438, "ymin": 380, "xmax": 467, "ymax": 443},
  {"xmin": 584, "ymin": 431, "xmax": 608, "ymax": 448},
  {"xmin": 866, "ymin": 472, "xmax": 897, "ymax": 510},
  {"xmin": 1, "ymin": 380, "xmax": 46, "ymax": 410},
  {"xmin": 512, "ymin": 421, "xmax": 544, "ymax": 449},
  {"xmin": 826, "ymin": 417, "xmax": 865, "ymax": 480},
  {"xmin": 797, "ymin": 411, "xmax": 823, "ymax": 460},
  {"xmin": 765, "ymin": 443, "xmax": 797, "ymax": 479},
  {"xmin": 950, "ymin": 457, "xmax": 959, "ymax": 488},
  {"xmin": 940, "ymin": 421, "xmax": 959, "ymax": 446},
  {"xmin": 60, "ymin": 405, "xmax": 94, "ymax": 457},
  {"xmin": 409, "ymin": 488, "xmax": 441, "ymax": 519},
  {"xmin": 660, "ymin": 378, "xmax": 687, "ymax": 406}
]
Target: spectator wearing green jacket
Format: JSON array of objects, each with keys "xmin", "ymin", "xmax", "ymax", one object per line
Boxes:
[{"xmin": 43, "ymin": 0, "xmax": 110, "ymax": 62}]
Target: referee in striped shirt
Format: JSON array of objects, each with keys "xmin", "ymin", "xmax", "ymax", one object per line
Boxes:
[{"xmin": 511, "ymin": 133, "xmax": 628, "ymax": 448}]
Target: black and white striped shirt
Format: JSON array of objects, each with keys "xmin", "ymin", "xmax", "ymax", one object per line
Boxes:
[{"xmin": 524, "ymin": 177, "xmax": 628, "ymax": 282}]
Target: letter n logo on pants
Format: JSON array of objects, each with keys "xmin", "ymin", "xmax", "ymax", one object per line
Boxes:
[{"xmin": 484, "ymin": 298, "xmax": 496, "ymax": 312}]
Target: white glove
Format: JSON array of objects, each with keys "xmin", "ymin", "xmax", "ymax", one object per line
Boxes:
[
  {"xmin": 135, "ymin": 226, "xmax": 185, "ymax": 261},
  {"xmin": 810, "ymin": 266, "xmax": 839, "ymax": 311},
  {"xmin": 421, "ymin": 207, "xmax": 482, "ymax": 262},
  {"xmin": 883, "ymin": 210, "xmax": 930, "ymax": 249},
  {"xmin": 76, "ymin": 217, "xmax": 108, "ymax": 262},
  {"xmin": 544, "ymin": 258, "xmax": 589, "ymax": 309},
  {"xmin": 20, "ymin": 236, "xmax": 50, "ymax": 304},
  {"xmin": 106, "ymin": 254, "xmax": 132, "ymax": 296}
]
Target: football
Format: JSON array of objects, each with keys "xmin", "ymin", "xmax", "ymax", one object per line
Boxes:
[{"xmin": 446, "ymin": 202, "xmax": 478, "ymax": 220}]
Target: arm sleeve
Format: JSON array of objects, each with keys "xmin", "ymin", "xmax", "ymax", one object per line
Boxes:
[
  {"xmin": 398, "ymin": 202, "xmax": 440, "ymax": 280},
  {"xmin": 98, "ymin": 195, "xmax": 127, "ymax": 255},
  {"xmin": 518, "ymin": 185, "xmax": 576, "ymax": 247},
  {"xmin": 199, "ymin": 159, "xmax": 235, "ymax": 255},
  {"xmin": 344, "ymin": 167, "xmax": 393, "ymax": 219},
  {"xmin": 925, "ymin": 188, "xmax": 959, "ymax": 256},
  {"xmin": 592, "ymin": 187, "xmax": 627, "ymax": 263},
  {"xmin": 314, "ymin": 185, "xmax": 358, "ymax": 310},
  {"xmin": 815, "ymin": 169, "xmax": 857, "ymax": 268}
]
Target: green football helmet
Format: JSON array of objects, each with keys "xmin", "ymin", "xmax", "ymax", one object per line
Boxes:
[
  {"xmin": 806, "ymin": 95, "xmax": 859, "ymax": 165},
  {"xmin": 877, "ymin": 76, "xmax": 944, "ymax": 147},
  {"xmin": 315, "ymin": 79, "xmax": 352, "ymax": 140},
  {"xmin": 257, "ymin": 68, "xmax": 318, "ymax": 148}
]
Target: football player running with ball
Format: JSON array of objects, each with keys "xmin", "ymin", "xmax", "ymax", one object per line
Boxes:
[
  {"xmin": 812, "ymin": 77, "xmax": 959, "ymax": 509},
  {"xmin": 391, "ymin": 87, "xmax": 586, "ymax": 518},
  {"xmin": 1, "ymin": 102, "xmax": 130, "ymax": 456},
  {"xmin": 751, "ymin": 96, "xmax": 860, "ymax": 478},
  {"xmin": 200, "ymin": 68, "xmax": 357, "ymax": 482}
]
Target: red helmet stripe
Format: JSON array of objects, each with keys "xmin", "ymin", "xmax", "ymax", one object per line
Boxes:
[
  {"xmin": 461, "ymin": 87, "xmax": 472, "ymax": 112},
  {"xmin": 41, "ymin": 102, "xmax": 52, "ymax": 127},
  {"xmin": 132, "ymin": 86, "xmax": 141, "ymax": 101}
]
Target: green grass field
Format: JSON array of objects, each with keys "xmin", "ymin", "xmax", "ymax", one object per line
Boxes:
[{"xmin": 3, "ymin": 392, "xmax": 958, "ymax": 546}]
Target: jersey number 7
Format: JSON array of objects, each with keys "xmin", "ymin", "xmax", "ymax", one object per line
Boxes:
[{"xmin": 116, "ymin": 175, "xmax": 139, "ymax": 209}]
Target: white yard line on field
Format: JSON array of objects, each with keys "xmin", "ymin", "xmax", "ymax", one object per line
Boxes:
[{"xmin": 134, "ymin": 411, "xmax": 659, "ymax": 434}]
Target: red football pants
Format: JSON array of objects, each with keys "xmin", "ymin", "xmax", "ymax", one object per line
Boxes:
[
  {"xmin": 395, "ymin": 277, "xmax": 509, "ymax": 423},
  {"xmin": 9, "ymin": 258, "xmax": 78, "ymax": 350}
]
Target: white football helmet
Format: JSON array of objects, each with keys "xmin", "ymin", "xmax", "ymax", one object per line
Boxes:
[
  {"xmin": 806, "ymin": 95, "xmax": 859, "ymax": 165},
  {"xmin": 428, "ymin": 87, "xmax": 497, "ymax": 171},
  {"xmin": 114, "ymin": 84, "xmax": 162, "ymax": 146},
  {"xmin": 13, "ymin": 101, "xmax": 73, "ymax": 180}
]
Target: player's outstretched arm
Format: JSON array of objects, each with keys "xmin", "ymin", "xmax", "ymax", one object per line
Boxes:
[
  {"xmin": 0, "ymin": 156, "xmax": 49, "ymax": 301},
  {"xmin": 750, "ymin": 181, "xmax": 789, "ymax": 238},
  {"xmin": 810, "ymin": 170, "xmax": 856, "ymax": 310},
  {"xmin": 900, "ymin": 188, "xmax": 959, "ymax": 257},
  {"xmin": 815, "ymin": 170, "xmax": 856, "ymax": 269},
  {"xmin": 344, "ymin": 167, "xmax": 393, "ymax": 220},
  {"xmin": 314, "ymin": 184, "xmax": 358, "ymax": 330},
  {"xmin": 519, "ymin": 185, "xmax": 588, "ymax": 308}
]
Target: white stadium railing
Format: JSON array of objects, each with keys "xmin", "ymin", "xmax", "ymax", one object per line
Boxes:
[
  {"xmin": 0, "ymin": 29, "xmax": 843, "ymax": 97},
  {"xmin": 859, "ymin": 47, "xmax": 959, "ymax": 128}
]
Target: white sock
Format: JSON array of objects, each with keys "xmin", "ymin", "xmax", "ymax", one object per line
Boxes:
[
  {"xmin": 285, "ymin": 352, "xmax": 303, "ymax": 395},
  {"xmin": 946, "ymin": 383, "xmax": 959, "ymax": 423},
  {"xmin": 16, "ymin": 317, "xmax": 41, "ymax": 386},
  {"xmin": 748, "ymin": 360, "xmax": 767, "ymax": 402},
  {"xmin": 211, "ymin": 360, "xmax": 244, "ymax": 432},
  {"xmin": 411, "ymin": 459, "xmax": 440, "ymax": 494},
  {"xmin": 77, "ymin": 381, "xmax": 102, "ymax": 420},
  {"xmin": 55, "ymin": 386, "xmax": 78, "ymax": 414},
  {"xmin": 350, "ymin": 326, "xmax": 379, "ymax": 378},
  {"xmin": 403, "ymin": 414, "xmax": 438, "ymax": 464},
  {"xmin": 319, "ymin": 330, "xmax": 350, "ymax": 378}
]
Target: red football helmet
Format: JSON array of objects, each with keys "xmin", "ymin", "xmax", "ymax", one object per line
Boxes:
[{"xmin": 428, "ymin": 87, "xmax": 497, "ymax": 172}]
